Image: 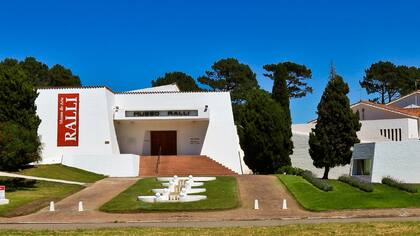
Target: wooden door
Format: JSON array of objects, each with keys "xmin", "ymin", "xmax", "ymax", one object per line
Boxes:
[{"xmin": 150, "ymin": 131, "xmax": 177, "ymax": 155}]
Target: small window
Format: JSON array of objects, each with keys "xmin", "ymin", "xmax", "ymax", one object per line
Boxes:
[
  {"xmin": 380, "ymin": 129, "xmax": 383, "ymax": 136},
  {"xmin": 399, "ymin": 128, "xmax": 402, "ymax": 141},
  {"xmin": 362, "ymin": 108, "xmax": 365, "ymax": 120},
  {"xmin": 391, "ymin": 129, "xmax": 394, "ymax": 141},
  {"xmin": 387, "ymin": 129, "xmax": 390, "ymax": 139}
]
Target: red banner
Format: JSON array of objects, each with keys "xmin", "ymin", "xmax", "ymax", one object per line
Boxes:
[
  {"xmin": 0, "ymin": 186, "xmax": 4, "ymax": 191},
  {"xmin": 57, "ymin": 93, "xmax": 79, "ymax": 146}
]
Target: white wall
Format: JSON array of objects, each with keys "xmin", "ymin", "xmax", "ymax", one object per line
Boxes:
[
  {"xmin": 357, "ymin": 118, "xmax": 419, "ymax": 142},
  {"xmin": 115, "ymin": 120, "xmax": 208, "ymax": 155},
  {"xmin": 291, "ymin": 133, "xmax": 350, "ymax": 179},
  {"xmin": 36, "ymin": 88, "xmax": 119, "ymax": 163},
  {"xmin": 370, "ymin": 140, "xmax": 420, "ymax": 183},
  {"xmin": 62, "ymin": 154, "xmax": 139, "ymax": 177},
  {"xmin": 291, "ymin": 123, "xmax": 315, "ymax": 135}
]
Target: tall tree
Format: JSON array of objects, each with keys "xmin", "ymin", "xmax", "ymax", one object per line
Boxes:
[
  {"xmin": 19, "ymin": 57, "xmax": 50, "ymax": 86},
  {"xmin": 268, "ymin": 62, "xmax": 313, "ymax": 98},
  {"xmin": 237, "ymin": 89, "xmax": 291, "ymax": 174},
  {"xmin": 20, "ymin": 57, "xmax": 81, "ymax": 87},
  {"xmin": 0, "ymin": 59, "xmax": 41, "ymax": 170},
  {"xmin": 152, "ymin": 72, "xmax": 202, "ymax": 91},
  {"xmin": 48, "ymin": 64, "xmax": 81, "ymax": 87},
  {"xmin": 309, "ymin": 68, "xmax": 361, "ymax": 179},
  {"xmin": 198, "ymin": 58, "xmax": 259, "ymax": 103},
  {"xmin": 263, "ymin": 63, "xmax": 294, "ymax": 157},
  {"xmin": 397, "ymin": 65, "xmax": 420, "ymax": 95},
  {"xmin": 360, "ymin": 61, "xmax": 401, "ymax": 104}
]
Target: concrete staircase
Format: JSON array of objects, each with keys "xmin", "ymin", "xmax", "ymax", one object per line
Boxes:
[{"xmin": 139, "ymin": 155, "xmax": 237, "ymax": 176}]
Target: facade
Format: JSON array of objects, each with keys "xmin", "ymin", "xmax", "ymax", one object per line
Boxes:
[
  {"xmin": 35, "ymin": 84, "xmax": 248, "ymax": 177},
  {"xmin": 292, "ymin": 90, "xmax": 420, "ymax": 182}
]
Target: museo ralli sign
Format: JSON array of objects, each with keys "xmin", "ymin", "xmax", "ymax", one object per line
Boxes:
[{"xmin": 57, "ymin": 93, "xmax": 79, "ymax": 146}]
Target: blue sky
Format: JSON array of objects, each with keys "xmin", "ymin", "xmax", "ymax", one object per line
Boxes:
[{"xmin": 1, "ymin": 0, "xmax": 420, "ymax": 123}]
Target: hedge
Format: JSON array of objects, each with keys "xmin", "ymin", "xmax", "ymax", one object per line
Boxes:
[
  {"xmin": 277, "ymin": 166, "xmax": 304, "ymax": 176},
  {"xmin": 301, "ymin": 170, "xmax": 333, "ymax": 191},
  {"xmin": 382, "ymin": 176, "xmax": 418, "ymax": 193},
  {"xmin": 338, "ymin": 175, "xmax": 373, "ymax": 192},
  {"xmin": 0, "ymin": 178, "xmax": 37, "ymax": 192}
]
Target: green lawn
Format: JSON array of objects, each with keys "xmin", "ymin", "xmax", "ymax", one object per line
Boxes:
[
  {"xmin": 278, "ymin": 175, "xmax": 420, "ymax": 211},
  {"xmin": 15, "ymin": 164, "xmax": 106, "ymax": 183},
  {"xmin": 0, "ymin": 181, "xmax": 82, "ymax": 217},
  {"xmin": 100, "ymin": 176, "xmax": 239, "ymax": 213},
  {"xmin": 2, "ymin": 222, "xmax": 420, "ymax": 235}
]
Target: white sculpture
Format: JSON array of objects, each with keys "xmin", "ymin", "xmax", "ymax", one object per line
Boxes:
[{"xmin": 138, "ymin": 175, "xmax": 215, "ymax": 203}]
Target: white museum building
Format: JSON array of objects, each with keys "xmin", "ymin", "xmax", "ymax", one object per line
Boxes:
[
  {"xmin": 292, "ymin": 90, "xmax": 420, "ymax": 183},
  {"xmin": 35, "ymin": 84, "xmax": 249, "ymax": 177}
]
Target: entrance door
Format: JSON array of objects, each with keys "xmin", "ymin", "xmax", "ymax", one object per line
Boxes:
[{"xmin": 150, "ymin": 131, "xmax": 177, "ymax": 155}]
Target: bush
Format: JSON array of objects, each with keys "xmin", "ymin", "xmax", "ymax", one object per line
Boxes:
[
  {"xmin": 277, "ymin": 166, "xmax": 304, "ymax": 176},
  {"xmin": 0, "ymin": 122, "xmax": 41, "ymax": 171},
  {"xmin": 301, "ymin": 170, "xmax": 333, "ymax": 191},
  {"xmin": 382, "ymin": 176, "xmax": 418, "ymax": 193},
  {"xmin": 0, "ymin": 178, "xmax": 37, "ymax": 192},
  {"xmin": 338, "ymin": 175, "xmax": 373, "ymax": 192}
]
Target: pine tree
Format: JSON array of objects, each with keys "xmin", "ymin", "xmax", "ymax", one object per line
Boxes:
[
  {"xmin": 309, "ymin": 67, "xmax": 361, "ymax": 179},
  {"xmin": 263, "ymin": 63, "xmax": 294, "ymax": 158}
]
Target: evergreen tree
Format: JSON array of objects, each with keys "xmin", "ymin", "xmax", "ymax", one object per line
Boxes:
[
  {"xmin": 20, "ymin": 57, "xmax": 81, "ymax": 87},
  {"xmin": 237, "ymin": 89, "xmax": 291, "ymax": 174},
  {"xmin": 0, "ymin": 59, "xmax": 41, "ymax": 170},
  {"xmin": 198, "ymin": 58, "xmax": 259, "ymax": 104},
  {"xmin": 309, "ymin": 68, "xmax": 361, "ymax": 179},
  {"xmin": 152, "ymin": 71, "xmax": 202, "ymax": 91},
  {"xmin": 263, "ymin": 63, "xmax": 294, "ymax": 157}
]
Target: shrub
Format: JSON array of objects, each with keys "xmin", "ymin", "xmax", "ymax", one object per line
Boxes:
[
  {"xmin": 277, "ymin": 166, "xmax": 304, "ymax": 176},
  {"xmin": 338, "ymin": 175, "xmax": 373, "ymax": 192},
  {"xmin": 301, "ymin": 170, "xmax": 333, "ymax": 191},
  {"xmin": 0, "ymin": 122, "xmax": 41, "ymax": 171},
  {"xmin": 382, "ymin": 176, "xmax": 418, "ymax": 193},
  {"xmin": 0, "ymin": 178, "xmax": 37, "ymax": 192}
]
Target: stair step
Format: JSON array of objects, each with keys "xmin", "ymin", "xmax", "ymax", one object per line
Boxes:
[{"xmin": 139, "ymin": 155, "xmax": 237, "ymax": 176}]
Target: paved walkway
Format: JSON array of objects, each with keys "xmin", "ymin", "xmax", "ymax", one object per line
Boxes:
[
  {"xmin": 1, "ymin": 175, "xmax": 420, "ymax": 228},
  {"xmin": 0, "ymin": 172, "xmax": 86, "ymax": 186}
]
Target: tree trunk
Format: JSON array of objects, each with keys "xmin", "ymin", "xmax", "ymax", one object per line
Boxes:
[{"xmin": 322, "ymin": 166, "xmax": 330, "ymax": 179}]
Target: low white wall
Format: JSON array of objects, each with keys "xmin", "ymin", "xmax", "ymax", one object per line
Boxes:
[
  {"xmin": 371, "ymin": 140, "xmax": 420, "ymax": 183},
  {"xmin": 291, "ymin": 133, "xmax": 350, "ymax": 179},
  {"xmin": 62, "ymin": 154, "xmax": 139, "ymax": 177}
]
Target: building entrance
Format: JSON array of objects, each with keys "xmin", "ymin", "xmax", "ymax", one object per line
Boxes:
[{"xmin": 150, "ymin": 131, "xmax": 177, "ymax": 155}]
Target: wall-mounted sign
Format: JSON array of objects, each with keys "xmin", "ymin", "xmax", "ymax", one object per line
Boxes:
[
  {"xmin": 0, "ymin": 186, "xmax": 5, "ymax": 199},
  {"xmin": 190, "ymin": 137, "xmax": 201, "ymax": 144},
  {"xmin": 57, "ymin": 93, "xmax": 79, "ymax": 146},
  {"xmin": 126, "ymin": 110, "xmax": 198, "ymax": 117}
]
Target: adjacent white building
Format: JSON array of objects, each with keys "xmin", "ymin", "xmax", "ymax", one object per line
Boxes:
[
  {"xmin": 292, "ymin": 90, "xmax": 420, "ymax": 182},
  {"xmin": 35, "ymin": 84, "xmax": 248, "ymax": 177}
]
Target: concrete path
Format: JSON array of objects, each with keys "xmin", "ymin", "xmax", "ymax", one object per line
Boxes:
[
  {"xmin": 0, "ymin": 171, "xmax": 86, "ymax": 186},
  {"xmin": 39, "ymin": 177, "xmax": 139, "ymax": 212},
  {"xmin": 1, "ymin": 216, "xmax": 420, "ymax": 230}
]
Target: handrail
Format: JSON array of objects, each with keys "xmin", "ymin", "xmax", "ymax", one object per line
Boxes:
[{"xmin": 155, "ymin": 146, "xmax": 162, "ymax": 174}]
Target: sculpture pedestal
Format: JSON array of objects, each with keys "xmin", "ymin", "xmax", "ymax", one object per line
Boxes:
[{"xmin": 0, "ymin": 199, "xmax": 9, "ymax": 205}]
